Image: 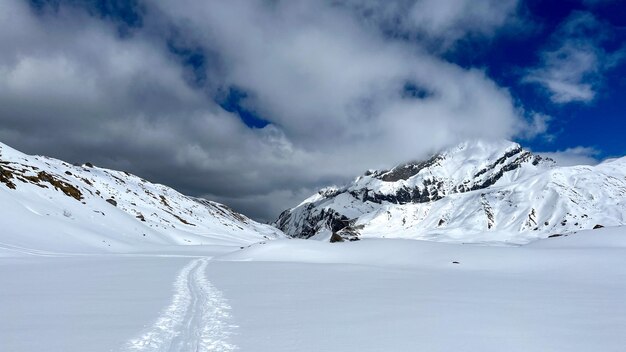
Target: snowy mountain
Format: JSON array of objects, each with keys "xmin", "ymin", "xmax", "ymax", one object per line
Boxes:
[
  {"xmin": 0, "ymin": 141, "xmax": 283, "ymax": 254},
  {"xmin": 276, "ymin": 140, "xmax": 626, "ymax": 244},
  {"xmin": 3, "ymin": 138, "xmax": 626, "ymax": 351}
]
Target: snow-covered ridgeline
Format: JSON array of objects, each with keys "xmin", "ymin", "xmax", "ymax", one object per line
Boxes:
[
  {"xmin": 0, "ymin": 141, "xmax": 283, "ymax": 253},
  {"xmin": 276, "ymin": 140, "xmax": 626, "ymax": 244}
]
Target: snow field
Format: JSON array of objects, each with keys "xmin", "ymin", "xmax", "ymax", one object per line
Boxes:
[
  {"xmin": 124, "ymin": 258, "xmax": 236, "ymax": 352},
  {"xmin": 1, "ymin": 228, "xmax": 625, "ymax": 351}
]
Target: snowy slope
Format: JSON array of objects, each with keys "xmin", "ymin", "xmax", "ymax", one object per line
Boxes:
[
  {"xmin": 3, "ymin": 226, "xmax": 626, "ymax": 352},
  {"xmin": 276, "ymin": 140, "xmax": 626, "ymax": 244},
  {"xmin": 0, "ymin": 141, "xmax": 283, "ymax": 253}
]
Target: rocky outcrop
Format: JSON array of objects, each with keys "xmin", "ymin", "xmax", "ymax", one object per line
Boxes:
[
  {"xmin": 275, "ymin": 140, "xmax": 626, "ymax": 244},
  {"xmin": 0, "ymin": 141, "xmax": 284, "ymax": 250}
]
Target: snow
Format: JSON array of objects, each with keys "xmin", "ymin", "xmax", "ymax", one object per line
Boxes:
[
  {"xmin": 0, "ymin": 255, "xmax": 190, "ymax": 351},
  {"xmin": 124, "ymin": 258, "xmax": 236, "ymax": 352},
  {"xmin": 0, "ymin": 141, "xmax": 283, "ymax": 254},
  {"xmin": 278, "ymin": 139, "xmax": 626, "ymax": 243},
  {"xmin": 351, "ymin": 139, "xmax": 542, "ymax": 197},
  {"xmin": 2, "ymin": 140, "xmax": 626, "ymax": 351},
  {"xmin": 2, "ymin": 227, "xmax": 626, "ymax": 351}
]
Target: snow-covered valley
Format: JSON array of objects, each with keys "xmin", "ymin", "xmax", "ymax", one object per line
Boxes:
[
  {"xmin": 2, "ymin": 140, "xmax": 626, "ymax": 351},
  {"xmin": 2, "ymin": 227, "xmax": 626, "ymax": 352}
]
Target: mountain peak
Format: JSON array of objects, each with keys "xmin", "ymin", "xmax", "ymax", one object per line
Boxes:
[
  {"xmin": 276, "ymin": 139, "xmax": 624, "ymax": 243},
  {"xmin": 362, "ymin": 139, "xmax": 550, "ymax": 183}
]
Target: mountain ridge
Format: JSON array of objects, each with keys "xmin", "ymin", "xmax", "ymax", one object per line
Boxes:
[
  {"xmin": 276, "ymin": 140, "xmax": 626, "ymax": 244},
  {"xmin": 0, "ymin": 141, "xmax": 283, "ymax": 254}
]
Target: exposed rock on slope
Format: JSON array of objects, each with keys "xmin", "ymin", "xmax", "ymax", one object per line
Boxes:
[
  {"xmin": 0, "ymin": 142, "xmax": 283, "ymax": 253},
  {"xmin": 276, "ymin": 140, "xmax": 626, "ymax": 244}
]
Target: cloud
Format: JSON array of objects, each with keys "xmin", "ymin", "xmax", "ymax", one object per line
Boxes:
[
  {"xmin": 154, "ymin": 0, "xmax": 536, "ymax": 156},
  {"xmin": 539, "ymin": 146, "xmax": 600, "ymax": 166},
  {"xmin": 338, "ymin": 0, "xmax": 521, "ymax": 51},
  {"xmin": 0, "ymin": 0, "xmax": 544, "ymax": 221},
  {"xmin": 523, "ymin": 11, "xmax": 624, "ymax": 104},
  {"xmin": 518, "ymin": 112, "xmax": 552, "ymax": 140}
]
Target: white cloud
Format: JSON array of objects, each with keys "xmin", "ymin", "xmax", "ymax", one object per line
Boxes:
[
  {"xmin": 524, "ymin": 43, "xmax": 598, "ymax": 103},
  {"xmin": 407, "ymin": 0, "xmax": 519, "ymax": 46},
  {"xmin": 0, "ymin": 0, "xmax": 544, "ymax": 220},
  {"xmin": 519, "ymin": 113, "xmax": 553, "ymax": 140},
  {"xmin": 155, "ymin": 0, "xmax": 535, "ymax": 162},
  {"xmin": 338, "ymin": 0, "xmax": 521, "ymax": 51},
  {"xmin": 523, "ymin": 11, "xmax": 623, "ymax": 104},
  {"xmin": 539, "ymin": 146, "xmax": 600, "ymax": 166}
]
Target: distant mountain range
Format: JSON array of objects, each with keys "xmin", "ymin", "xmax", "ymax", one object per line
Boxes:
[
  {"xmin": 0, "ymin": 141, "xmax": 282, "ymax": 254},
  {"xmin": 2, "ymin": 139, "xmax": 625, "ymax": 252},
  {"xmin": 275, "ymin": 140, "xmax": 626, "ymax": 244}
]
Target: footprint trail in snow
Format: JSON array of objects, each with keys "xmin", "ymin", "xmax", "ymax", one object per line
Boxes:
[{"xmin": 124, "ymin": 258, "xmax": 237, "ymax": 352}]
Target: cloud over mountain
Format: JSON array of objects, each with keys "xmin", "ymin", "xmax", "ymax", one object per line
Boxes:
[{"xmin": 1, "ymin": 0, "xmax": 622, "ymax": 220}]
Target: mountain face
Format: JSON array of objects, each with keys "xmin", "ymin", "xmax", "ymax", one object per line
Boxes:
[
  {"xmin": 0, "ymin": 142, "xmax": 283, "ymax": 253},
  {"xmin": 276, "ymin": 140, "xmax": 626, "ymax": 244}
]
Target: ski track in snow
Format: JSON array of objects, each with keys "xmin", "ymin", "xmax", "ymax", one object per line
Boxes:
[
  {"xmin": 123, "ymin": 258, "xmax": 237, "ymax": 352},
  {"xmin": 0, "ymin": 241, "xmax": 69, "ymax": 257}
]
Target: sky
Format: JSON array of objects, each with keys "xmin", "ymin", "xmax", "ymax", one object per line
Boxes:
[{"xmin": 0, "ymin": 0, "xmax": 625, "ymax": 221}]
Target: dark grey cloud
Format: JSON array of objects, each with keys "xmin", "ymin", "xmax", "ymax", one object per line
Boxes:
[{"xmin": 0, "ymin": 0, "xmax": 546, "ymax": 221}]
